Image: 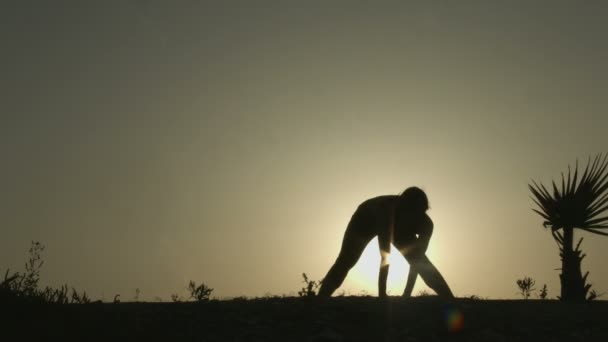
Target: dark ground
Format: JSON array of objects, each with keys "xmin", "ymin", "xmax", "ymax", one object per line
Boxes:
[{"xmin": 4, "ymin": 296, "xmax": 608, "ymax": 341}]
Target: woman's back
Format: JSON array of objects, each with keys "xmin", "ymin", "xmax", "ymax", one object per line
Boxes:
[{"xmin": 354, "ymin": 195, "xmax": 431, "ymax": 244}]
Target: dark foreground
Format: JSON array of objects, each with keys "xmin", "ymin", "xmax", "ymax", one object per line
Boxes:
[{"xmin": 4, "ymin": 297, "xmax": 608, "ymax": 341}]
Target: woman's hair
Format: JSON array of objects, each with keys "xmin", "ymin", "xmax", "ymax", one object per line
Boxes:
[{"xmin": 399, "ymin": 187, "xmax": 429, "ymax": 212}]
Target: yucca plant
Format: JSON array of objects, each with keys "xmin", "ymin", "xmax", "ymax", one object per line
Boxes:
[{"xmin": 529, "ymin": 154, "xmax": 608, "ymax": 301}]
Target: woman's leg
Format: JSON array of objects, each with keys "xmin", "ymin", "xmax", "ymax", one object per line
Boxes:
[
  {"xmin": 318, "ymin": 219, "xmax": 373, "ymax": 297},
  {"xmin": 404, "ymin": 253, "xmax": 454, "ymax": 298}
]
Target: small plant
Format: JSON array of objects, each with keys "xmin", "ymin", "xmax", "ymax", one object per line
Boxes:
[
  {"xmin": 297, "ymin": 273, "xmax": 320, "ymax": 297},
  {"xmin": 467, "ymin": 294, "xmax": 484, "ymax": 300},
  {"xmin": 188, "ymin": 280, "xmax": 213, "ymax": 301},
  {"xmin": 71, "ymin": 287, "xmax": 91, "ymax": 304},
  {"xmin": 539, "ymin": 284, "xmax": 548, "ymax": 300},
  {"xmin": 1, "ymin": 241, "xmax": 94, "ymax": 304},
  {"xmin": 1, "ymin": 269, "xmax": 22, "ymax": 300},
  {"xmin": 1, "ymin": 241, "xmax": 47, "ymax": 302},
  {"xmin": 22, "ymin": 241, "xmax": 45, "ymax": 296},
  {"xmin": 416, "ymin": 289, "xmax": 431, "ymax": 297},
  {"xmin": 587, "ymin": 289, "xmax": 604, "ymax": 301},
  {"xmin": 170, "ymin": 293, "xmax": 181, "ymax": 302},
  {"xmin": 113, "ymin": 294, "xmax": 121, "ymax": 303},
  {"xmin": 134, "ymin": 288, "xmax": 140, "ymax": 302},
  {"xmin": 41, "ymin": 284, "xmax": 69, "ymax": 304},
  {"xmin": 516, "ymin": 276, "xmax": 536, "ymax": 299}
]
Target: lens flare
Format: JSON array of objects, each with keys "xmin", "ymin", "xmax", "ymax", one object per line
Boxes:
[{"xmin": 444, "ymin": 305, "xmax": 464, "ymax": 333}]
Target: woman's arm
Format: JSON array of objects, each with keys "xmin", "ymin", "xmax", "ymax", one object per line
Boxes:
[
  {"xmin": 402, "ymin": 217, "xmax": 433, "ymax": 297},
  {"xmin": 378, "ymin": 234, "xmax": 391, "ymax": 298},
  {"xmin": 378, "ymin": 201, "xmax": 394, "ymax": 298}
]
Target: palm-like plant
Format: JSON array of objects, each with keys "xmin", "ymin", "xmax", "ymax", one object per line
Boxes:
[{"xmin": 529, "ymin": 154, "xmax": 608, "ymax": 301}]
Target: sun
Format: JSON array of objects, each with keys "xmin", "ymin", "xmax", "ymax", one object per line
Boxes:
[{"xmin": 348, "ymin": 237, "xmax": 415, "ymax": 295}]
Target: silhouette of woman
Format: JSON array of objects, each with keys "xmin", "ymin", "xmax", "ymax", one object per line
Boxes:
[{"xmin": 318, "ymin": 187, "xmax": 454, "ymax": 298}]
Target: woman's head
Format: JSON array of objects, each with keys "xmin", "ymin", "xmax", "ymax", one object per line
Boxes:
[{"xmin": 398, "ymin": 187, "xmax": 429, "ymax": 212}]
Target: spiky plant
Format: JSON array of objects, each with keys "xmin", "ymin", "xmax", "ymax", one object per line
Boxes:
[{"xmin": 529, "ymin": 154, "xmax": 608, "ymax": 301}]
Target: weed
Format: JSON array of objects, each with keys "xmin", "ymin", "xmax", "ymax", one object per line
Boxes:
[
  {"xmin": 297, "ymin": 273, "xmax": 320, "ymax": 297},
  {"xmin": 416, "ymin": 289, "xmax": 431, "ymax": 297},
  {"xmin": 467, "ymin": 294, "xmax": 485, "ymax": 300},
  {"xmin": 588, "ymin": 289, "xmax": 604, "ymax": 301},
  {"xmin": 516, "ymin": 276, "xmax": 536, "ymax": 300},
  {"xmin": 188, "ymin": 281, "xmax": 213, "ymax": 301},
  {"xmin": 539, "ymin": 284, "xmax": 548, "ymax": 300},
  {"xmin": 41, "ymin": 284, "xmax": 69, "ymax": 304},
  {"xmin": 71, "ymin": 287, "xmax": 91, "ymax": 304},
  {"xmin": 1, "ymin": 241, "xmax": 95, "ymax": 304},
  {"xmin": 1, "ymin": 268, "xmax": 23, "ymax": 301},
  {"xmin": 22, "ymin": 241, "xmax": 44, "ymax": 296}
]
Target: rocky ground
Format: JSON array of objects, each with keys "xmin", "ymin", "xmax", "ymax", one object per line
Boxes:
[{"xmin": 4, "ymin": 296, "xmax": 608, "ymax": 341}]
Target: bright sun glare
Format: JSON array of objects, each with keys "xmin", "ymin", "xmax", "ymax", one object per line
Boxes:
[{"xmin": 349, "ymin": 237, "xmax": 426, "ymax": 295}]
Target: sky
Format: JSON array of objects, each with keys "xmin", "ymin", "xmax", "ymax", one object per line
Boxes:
[{"xmin": 1, "ymin": 1, "xmax": 608, "ymax": 301}]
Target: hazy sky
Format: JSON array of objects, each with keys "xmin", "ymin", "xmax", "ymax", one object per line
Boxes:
[{"xmin": 2, "ymin": 1, "xmax": 608, "ymax": 300}]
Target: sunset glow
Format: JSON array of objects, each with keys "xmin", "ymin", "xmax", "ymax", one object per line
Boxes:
[
  {"xmin": 2, "ymin": 1, "xmax": 608, "ymax": 301},
  {"xmin": 349, "ymin": 239, "xmax": 428, "ymax": 296}
]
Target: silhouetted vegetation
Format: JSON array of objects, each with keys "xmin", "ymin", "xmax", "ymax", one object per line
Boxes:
[
  {"xmin": 416, "ymin": 289, "xmax": 432, "ymax": 297},
  {"xmin": 1, "ymin": 241, "xmax": 224, "ymax": 305},
  {"xmin": 4, "ymin": 241, "xmax": 608, "ymax": 341},
  {"xmin": 516, "ymin": 276, "xmax": 536, "ymax": 300},
  {"xmin": 1, "ymin": 241, "xmax": 90, "ymax": 304},
  {"xmin": 539, "ymin": 284, "xmax": 548, "ymax": 300},
  {"xmin": 1, "ymin": 269, "xmax": 23, "ymax": 302},
  {"xmin": 587, "ymin": 289, "xmax": 604, "ymax": 301},
  {"xmin": 188, "ymin": 280, "xmax": 213, "ymax": 301},
  {"xmin": 466, "ymin": 294, "xmax": 486, "ymax": 300},
  {"xmin": 297, "ymin": 273, "xmax": 320, "ymax": 297},
  {"xmin": 529, "ymin": 153, "xmax": 608, "ymax": 301}
]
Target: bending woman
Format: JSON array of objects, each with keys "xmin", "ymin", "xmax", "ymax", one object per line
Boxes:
[{"xmin": 318, "ymin": 187, "xmax": 454, "ymax": 298}]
